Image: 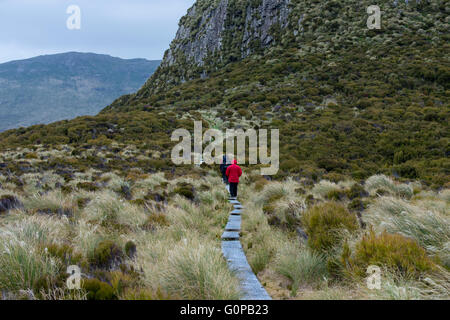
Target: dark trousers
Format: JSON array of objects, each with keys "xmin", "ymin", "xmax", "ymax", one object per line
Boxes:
[
  {"xmin": 222, "ymin": 174, "xmax": 229, "ymax": 185},
  {"xmin": 229, "ymin": 182, "xmax": 238, "ymax": 198}
]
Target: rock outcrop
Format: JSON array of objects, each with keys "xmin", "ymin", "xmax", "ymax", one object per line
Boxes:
[{"xmin": 126, "ymin": 0, "xmax": 292, "ymax": 99}]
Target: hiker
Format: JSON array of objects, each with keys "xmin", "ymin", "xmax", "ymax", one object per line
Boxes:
[
  {"xmin": 226, "ymin": 159, "xmax": 242, "ymax": 198},
  {"xmin": 220, "ymin": 155, "xmax": 230, "ymax": 185}
]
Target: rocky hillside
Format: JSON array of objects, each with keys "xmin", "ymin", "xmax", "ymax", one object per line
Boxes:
[
  {"xmin": 0, "ymin": 52, "xmax": 160, "ymax": 131},
  {"xmin": 0, "ymin": 0, "xmax": 448, "ymax": 186},
  {"xmin": 108, "ymin": 0, "xmax": 448, "ymax": 106}
]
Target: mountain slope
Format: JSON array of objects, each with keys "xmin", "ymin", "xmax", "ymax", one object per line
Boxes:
[
  {"xmin": 0, "ymin": 0, "xmax": 448, "ymax": 186},
  {"xmin": 0, "ymin": 52, "xmax": 160, "ymax": 131}
]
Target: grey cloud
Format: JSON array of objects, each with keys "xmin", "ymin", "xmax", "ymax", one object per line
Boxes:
[{"xmin": 0, "ymin": 0, "xmax": 195, "ymax": 63}]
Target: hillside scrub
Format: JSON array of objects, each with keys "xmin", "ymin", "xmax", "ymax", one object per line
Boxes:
[
  {"xmin": 0, "ymin": 164, "xmax": 239, "ymax": 300},
  {"xmin": 240, "ymin": 174, "xmax": 449, "ymax": 300},
  {"xmin": 0, "ymin": 0, "xmax": 448, "ymax": 301},
  {"xmin": 1, "ymin": 1, "xmax": 449, "ymax": 187}
]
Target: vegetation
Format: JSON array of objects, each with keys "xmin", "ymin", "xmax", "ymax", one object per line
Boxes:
[
  {"xmin": 0, "ymin": 161, "xmax": 239, "ymax": 300},
  {"xmin": 239, "ymin": 171, "xmax": 449, "ymax": 300},
  {"xmin": 302, "ymin": 202, "xmax": 359, "ymax": 252},
  {"xmin": 0, "ymin": 0, "xmax": 448, "ymax": 300},
  {"xmin": 0, "ymin": 1, "xmax": 447, "ymax": 187}
]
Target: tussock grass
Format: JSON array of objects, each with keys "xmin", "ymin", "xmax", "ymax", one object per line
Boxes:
[
  {"xmin": 311, "ymin": 180, "xmax": 342, "ymax": 200},
  {"xmin": 276, "ymin": 243, "xmax": 328, "ymax": 294},
  {"xmin": 83, "ymin": 190, "xmax": 147, "ymax": 232},
  {"xmin": 365, "ymin": 268, "xmax": 450, "ymax": 300},
  {"xmin": 365, "ymin": 175, "xmax": 413, "ymax": 198},
  {"xmin": 366, "ymin": 196, "xmax": 450, "ymax": 268},
  {"xmin": 22, "ymin": 190, "xmax": 76, "ymax": 214},
  {"xmin": 0, "ymin": 216, "xmax": 67, "ymax": 292},
  {"xmin": 160, "ymin": 239, "xmax": 240, "ymax": 300}
]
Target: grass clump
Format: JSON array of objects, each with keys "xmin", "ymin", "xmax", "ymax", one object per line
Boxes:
[
  {"xmin": 365, "ymin": 175, "xmax": 413, "ymax": 199},
  {"xmin": 311, "ymin": 180, "xmax": 342, "ymax": 200},
  {"xmin": 142, "ymin": 213, "xmax": 170, "ymax": 231},
  {"xmin": 0, "ymin": 242, "xmax": 60, "ymax": 292},
  {"xmin": 276, "ymin": 244, "xmax": 328, "ymax": 295},
  {"xmin": 0, "ymin": 194, "xmax": 21, "ymax": 213},
  {"xmin": 46, "ymin": 243, "xmax": 83, "ymax": 266},
  {"xmin": 173, "ymin": 182, "xmax": 195, "ymax": 200},
  {"xmin": 82, "ymin": 278, "xmax": 116, "ymax": 300},
  {"xmin": 161, "ymin": 241, "xmax": 240, "ymax": 300},
  {"xmin": 302, "ymin": 202, "xmax": 359, "ymax": 252},
  {"xmin": 76, "ymin": 182, "xmax": 99, "ymax": 192},
  {"xmin": 90, "ymin": 240, "xmax": 124, "ymax": 269},
  {"xmin": 343, "ymin": 231, "xmax": 436, "ymax": 279},
  {"xmin": 365, "ymin": 196, "xmax": 450, "ymax": 268},
  {"xmin": 124, "ymin": 241, "xmax": 137, "ymax": 259}
]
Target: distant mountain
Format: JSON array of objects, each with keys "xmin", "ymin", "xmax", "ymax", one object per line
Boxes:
[{"xmin": 0, "ymin": 52, "xmax": 160, "ymax": 131}]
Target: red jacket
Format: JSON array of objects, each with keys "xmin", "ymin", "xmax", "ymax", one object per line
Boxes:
[{"xmin": 226, "ymin": 160, "xmax": 242, "ymax": 183}]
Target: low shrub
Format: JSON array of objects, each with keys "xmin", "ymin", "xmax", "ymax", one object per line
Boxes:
[
  {"xmin": 346, "ymin": 183, "xmax": 368, "ymax": 200},
  {"xmin": 82, "ymin": 278, "xmax": 116, "ymax": 300},
  {"xmin": 142, "ymin": 213, "xmax": 170, "ymax": 231},
  {"xmin": 0, "ymin": 195, "xmax": 22, "ymax": 214},
  {"xmin": 46, "ymin": 243, "xmax": 83, "ymax": 265},
  {"xmin": 326, "ymin": 189, "xmax": 345, "ymax": 201},
  {"xmin": 348, "ymin": 198, "xmax": 366, "ymax": 212},
  {"xmin": 76, "ymin": 182, "xmax": 99, "ymax": 192},
  {"xmin": 343, "ymin": 231, "xmax": 436, "ymax": 279},
  {"xmin": 254, "ymin": 178, "xmax": 268, "ymax": 192},
  {"xmin": 124, "ymin": 241, "xmax": 137, "ymax": 259},
  {"xmin": 173, "ymin": 182, "xmax": 195, "ymax": 200},
  {"xmin": 90, "ymin": 240, "xmax": 124, "ymax": 269},
  {"xmin": 301, "ymin": 202, "xmax": 359, "ymax": 252}
]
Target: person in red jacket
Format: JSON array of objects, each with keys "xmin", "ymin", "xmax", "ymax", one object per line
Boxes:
[{"xmin": 226, "ymin": 159, "xmax": 242, "ymax": 198}]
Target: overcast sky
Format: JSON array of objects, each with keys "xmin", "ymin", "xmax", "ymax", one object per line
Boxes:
[{"xmin": 0, "ymin": 0, "xmax": 195, "ymax": 63}]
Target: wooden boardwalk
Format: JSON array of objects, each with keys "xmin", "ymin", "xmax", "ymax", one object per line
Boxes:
[{"xmin": 221, "ymin": 196, "xmax": 272, "ymax": 300}]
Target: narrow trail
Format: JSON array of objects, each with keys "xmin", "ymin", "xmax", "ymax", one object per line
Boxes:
[{"xmin": 221, "ymin": 190, "xmax": 272, "ymax": 300}]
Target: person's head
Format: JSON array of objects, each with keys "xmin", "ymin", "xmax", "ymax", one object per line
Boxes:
[{"xmin": 233, "ymin": 159, "xmax": 237, "ymax": 165}]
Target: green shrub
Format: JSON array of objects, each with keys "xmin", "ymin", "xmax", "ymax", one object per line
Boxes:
[
  {"xmin": 346, "ymin": 184, "xmax": 368, "ymax": 200},
  {"xmin": 348, "ymin": 198, "xmax": 366, "ymax": 212},
  {"xmin": 173, "ymin": 182, "xmax": 195, "ymax": 200},
  {"xmin": 77, "ymin": 197, "xmax": 91, "ymax": 209},
  {"xmin": 90, "ymin": 241, "xmax": 124, "ymax": 269},
  {"xmin": 254, "ymin": 178, "xmax": 268, "ymax": 192},
  {"xmin": 343, "ymin": 231, "xmax": 436, "ymax": 279},
  {"xmin": 326, "ymin": 189, "xmax": 345, "ymax": 201},
  {"xmin": 0, "ymin": 195, "xmax": 21, "ymax": 213},
  {"xmin": 46, "ymin": 243, "xmax": 83, "ymax": 265},
  {"xmin": 82, "ymin": 278, "xmax": 116, "ymax": 300},
  {"xmin": 24, "ymin": 152, "xmax": 38, "ymax": 159},
  {"xmin": 124, "ymin": 241, "xmax": 137, "ymax": 259},
  {"xmin": 301, "ymin": 202, "xmax": 359, "ymax": 252},
  {"xmin": 76, "ymin": 182, "xmax": 99, "ymax": 192},
  {"xmin": 142, "ymin": 213, "xmax": 169, "ymax": 231}
]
